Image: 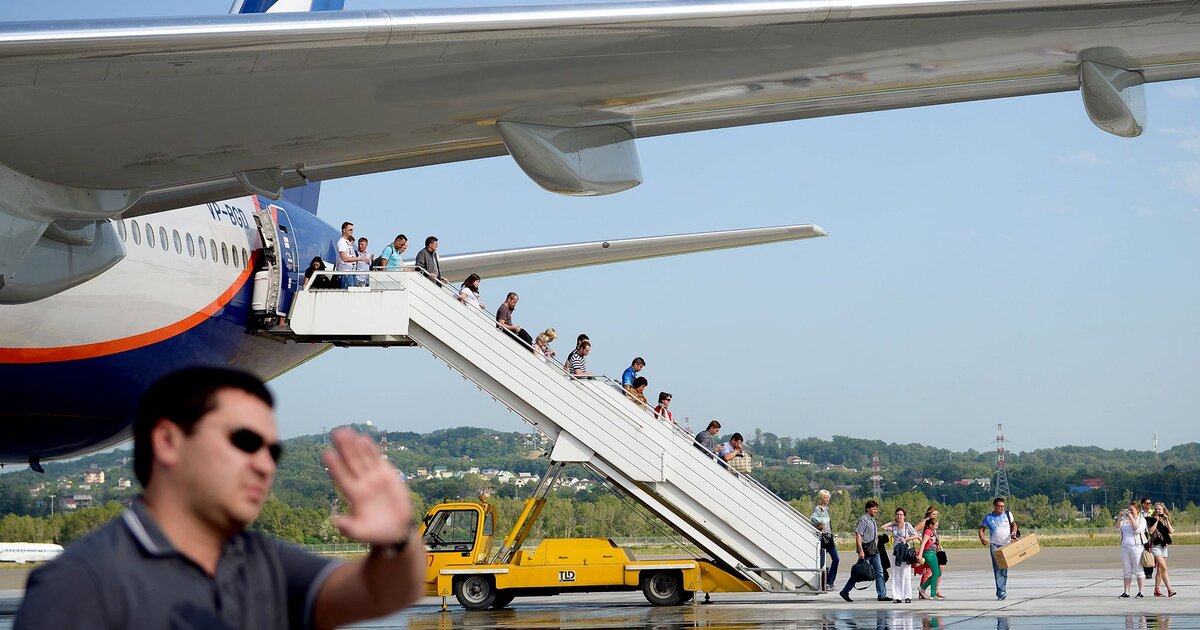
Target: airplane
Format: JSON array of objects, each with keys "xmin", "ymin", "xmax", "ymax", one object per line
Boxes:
[
  {"xmin": 2, "ymin": 0, "xmax": 1199, "ymax": 467},
  {"xmin": 0, "ymin": 543, "xmax": 64, "ymax": 564}
]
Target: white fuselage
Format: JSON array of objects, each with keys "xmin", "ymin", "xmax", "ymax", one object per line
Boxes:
[{"xmin": 0, "ymin": 543, "xmax": 64, "ymax": 564}]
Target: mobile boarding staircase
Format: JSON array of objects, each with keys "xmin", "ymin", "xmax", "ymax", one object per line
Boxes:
[{"xmin": 284, "ymin": 270, "xmax": 824, "ymax": 594}]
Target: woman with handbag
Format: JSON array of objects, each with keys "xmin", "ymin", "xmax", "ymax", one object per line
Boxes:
[
  {"xmin": 811, "ymin": 490, "xmax": 839, "ymax": 590},
  {"xmin": 1116, "ymin": 501, "xmax": 1147, "ymax": 598},
  {"xmin": 917, "ymin": 508, "xmax": 943, "ymax": 600},
  {"xmin": 1147, "ymin": 502, "xmax": 1176, "ymax": 597},
  {"xmin": 884, "ymin": 507, "xmax": 921, "ymax": 603}
]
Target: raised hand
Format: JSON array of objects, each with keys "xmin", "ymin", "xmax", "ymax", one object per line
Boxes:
[{"xmin": 322, "ymin": 428, "xmax": 414, "ymax": 544}]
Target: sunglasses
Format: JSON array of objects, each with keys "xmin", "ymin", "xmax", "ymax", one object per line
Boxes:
[{"xmin": 229, "ymin": 427, "xmax": 283, "ymax": 463}]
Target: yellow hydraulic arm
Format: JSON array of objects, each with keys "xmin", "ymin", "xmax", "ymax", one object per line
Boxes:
[{"xmin": 491, "ymin": 461, "xmax": 566, "ymax": 564}]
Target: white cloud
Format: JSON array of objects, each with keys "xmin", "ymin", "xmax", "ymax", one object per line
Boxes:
[
  {"xmin": 1165, "ymin": 84, "xmax": 1200, "ymax": 99},
  {"xmin": 1179, "ymin": 135, "xmax": 1200, "ymax": 154},
  {"xmin": 1151, "ymin": 126, "xmax": 1200, "ymax": 153},
  {"xmin": 1178, "ymin": 163, "xmax": 1200, "ymax": 197},
  {"xmin": 1057, "ymin": 150, "xmax": 1107, "ymax": 165}
]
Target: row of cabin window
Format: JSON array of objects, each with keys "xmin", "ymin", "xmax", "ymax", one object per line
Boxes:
[{"xmin": 115, "ymin": 219, "xmax": 249, "ymax": 269}]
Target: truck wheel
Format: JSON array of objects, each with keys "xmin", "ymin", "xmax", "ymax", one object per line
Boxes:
[
  {"xmin": 491, "ymin": 592, "xmax": 515, "ymax": 609},
  {"xmin": 641, "ymin": 570, "xmax": 687, "ymax": 606},
  {"xmin": 454, "ymin": 575, "xmax": 497, "ymax": 611}
]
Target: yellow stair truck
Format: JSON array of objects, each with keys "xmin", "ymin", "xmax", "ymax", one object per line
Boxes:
[{"xmin": 421, "ymin": 462, "xmax": 759, "ymax": 610}]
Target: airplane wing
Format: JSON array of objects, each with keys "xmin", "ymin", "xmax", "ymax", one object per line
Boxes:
[
  {"xmin": 0, "ymin": 0, "xmax": 1197, "ymax": 212},
  {"xmin": 437, "ymin": 223, "xmax": 826, "ymax": 282}
]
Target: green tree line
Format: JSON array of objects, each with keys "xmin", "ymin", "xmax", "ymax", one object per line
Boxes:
[{"xmin": 3, "ymin": 426, "xmax": 1197, "ymax": 546}]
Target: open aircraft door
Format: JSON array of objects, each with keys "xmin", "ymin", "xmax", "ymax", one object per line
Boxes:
[{"xmin": 251, "ymin": 202, "xmax": 299, "ymax": 323}]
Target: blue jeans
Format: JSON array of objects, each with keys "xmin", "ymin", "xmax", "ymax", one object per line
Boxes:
[
  {"xmin": 869, "ymin": 552, "xmax": 887, "ymax": 598},
  {"xmin": 822, "ymin": 540, "xmax": 840, "ymax": 587},
  {"xmin": 989, "ymin": 543, "xmax": 1008, "ymax": 598}
]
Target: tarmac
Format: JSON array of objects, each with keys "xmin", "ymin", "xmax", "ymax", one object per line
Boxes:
[{"xmin": 2, "ymin": 546, "xmax": 1197, "ymax": 628}]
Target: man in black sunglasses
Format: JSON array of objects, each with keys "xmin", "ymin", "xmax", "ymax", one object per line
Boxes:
[{"xmin": 17, "ymin": 368, "xmax": 424, "ymax": 630}]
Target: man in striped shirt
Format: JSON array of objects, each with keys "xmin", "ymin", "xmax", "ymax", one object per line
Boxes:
[{"xmin": 567, "ymin": 339, "xmax": 591, "ymax": 376}]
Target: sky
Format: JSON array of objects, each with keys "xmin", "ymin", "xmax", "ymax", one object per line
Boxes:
[{"xmin": 5, "ymin": 1, "xmax": 1199, "ymax": 454}]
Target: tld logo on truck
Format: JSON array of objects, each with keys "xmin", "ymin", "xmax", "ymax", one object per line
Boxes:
[{"xmin": 558, "ymin": 570, "xmax": 576, "ymax": 582}]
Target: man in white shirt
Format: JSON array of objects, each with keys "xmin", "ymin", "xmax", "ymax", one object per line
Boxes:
[
  {"xmin": 334, "ymin": 222, "xmax": 369, "ymax": 289},
  {"xmin": 978, "ymin": 497, "xmax": 1018, "ymax": 600}
]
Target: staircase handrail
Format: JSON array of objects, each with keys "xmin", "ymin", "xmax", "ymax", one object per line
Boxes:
[{"xmin": 299, "ymin": 268, "xmax": 813, "ymax": 534}]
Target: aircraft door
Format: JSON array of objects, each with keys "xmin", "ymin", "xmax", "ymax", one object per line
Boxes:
[{"xmin": 251, "ymin": 203, "xmax": 299, "ymax": 320}]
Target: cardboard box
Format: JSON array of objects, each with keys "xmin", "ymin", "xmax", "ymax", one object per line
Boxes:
[{"xmin": 993, "ymin": 534, "xmax": 1040, "ymax": 569}]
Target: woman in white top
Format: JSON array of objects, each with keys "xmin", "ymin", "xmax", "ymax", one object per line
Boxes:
[
  {"xmin": 1116, "ymin": 501, "xmax": 1147, "ymax": 598},
  {"xmin": 810, "ymin": 490, "xmax": 838, "ymax": 590},
  {"xmin": 458, "ymin": 273, "xmax": 484, "ymax": 310},
  {"xmin": 883, "ymin": 507, "xmax": 921, "ymax": 603}
]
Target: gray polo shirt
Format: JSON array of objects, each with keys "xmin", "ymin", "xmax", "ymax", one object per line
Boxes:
[
  {"xmin": 16, "ymin": 500, "xmax": 338, "ymax": 630},
  {"xmin": 695, "ymin": 430, "xmax": 718, "ymax": 452}
]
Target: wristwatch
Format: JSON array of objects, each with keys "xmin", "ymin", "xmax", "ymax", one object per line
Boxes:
[{"xmin": 375, "ymin": 527, "xmax": 418, "ymax": 558}]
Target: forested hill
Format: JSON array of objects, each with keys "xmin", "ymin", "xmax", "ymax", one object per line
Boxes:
[
  {"xmin": 2, "ymin": 426, "xmax": 1197, "ymax": 519},
  {"xmin": 771, "ymin": 434, "xmax": 1198, "ymax": 472}
]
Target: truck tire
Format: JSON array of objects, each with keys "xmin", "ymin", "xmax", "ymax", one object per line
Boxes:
[
  {"xmin": 490, "ymin": 591, "xmax": 515, "ymax": 609},
  {"xmin": 454, "ymin": 575, "xmax": 497, "ymax": 611},
  {"xmin": 641, "ymin": 570, "xmax": 687, "ymax": 606}
]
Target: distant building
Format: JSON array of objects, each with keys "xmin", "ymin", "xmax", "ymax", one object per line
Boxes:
[
  {"xmin": 1082, "ymin": 478, "xmax": 1105, "ymax": 489},
  {"xmin": 83, "ymin": 468, "xmax": 105, "ymax": 485},
  {"xmin": 514, "ymin": 472, "xmax": 537, "ymax": 486},
  {"xmin": 786, "ymin": 456, "xmax": 813, "ymax": 466},
  {"xmin": 72, "ymin": 494, "xmax": 94, "ymax": 509},
  {"xmin": 823, "ymin": 464, "xmax": 857, "ymax": 473},
  {"xmin": 416, "ymin": 467, "xmax": 428, "ymax": 477},
  {"xmin": 117, "ymin": 478, "xmax": 132, "ymax": 489}
]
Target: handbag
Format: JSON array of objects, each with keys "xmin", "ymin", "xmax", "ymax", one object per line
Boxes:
[
  {"xmin": 1141, "ymin": 549, "xmax": 1156, "ymax": 568},
  {"xmin": 849, "ymin": 558, "xmax": 876, "ymax": 588},
  {"xmin": 936, "ymin": 550, "xmax": 948, "ymax": 566},
  {"xmin": 729, "ymin": 452, "xmax": 752, "ymax": 474}
]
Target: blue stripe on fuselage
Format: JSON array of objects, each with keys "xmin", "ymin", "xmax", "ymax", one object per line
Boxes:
[{"xmin": 0, "ymin": 196, "xmax": 339, "ymax": 462}]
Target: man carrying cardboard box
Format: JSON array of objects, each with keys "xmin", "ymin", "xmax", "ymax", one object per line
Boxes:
[{"xmin": 979, "ymin": 497, "xmax": 1019, "ymax": 601}]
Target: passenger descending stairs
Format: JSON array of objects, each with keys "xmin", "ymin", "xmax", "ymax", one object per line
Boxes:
[{"xmin": 288, "ymin": 271, "xmax": 823, "ymax": 592}]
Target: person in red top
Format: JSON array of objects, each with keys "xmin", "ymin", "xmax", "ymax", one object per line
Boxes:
[
  {"xmin": 654, "ymin": 392, "xmax": 675, "ymax": 425},
  {"xmin": 918, "ymin": 507, "xmax": 943, "ymax": 600}
]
